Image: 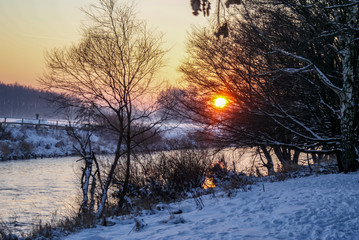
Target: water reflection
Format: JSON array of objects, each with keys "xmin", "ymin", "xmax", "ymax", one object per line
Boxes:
[{"xmin": 0, "ymin": 157, "xmax": 80, "ymax": 234}]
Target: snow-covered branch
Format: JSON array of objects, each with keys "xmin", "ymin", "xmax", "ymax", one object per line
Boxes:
[
  {"xmin": 271, "ymin": 48, "xmax": 343, "ymax": 97},
  {"xmin": 324, "ymin": 2, "xmax": 359, "ymax": 9}
]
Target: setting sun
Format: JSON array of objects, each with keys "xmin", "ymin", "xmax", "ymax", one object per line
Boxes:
[{"xmin": 214, "ymin": 97, "xmax": 227, "ymax": 108}]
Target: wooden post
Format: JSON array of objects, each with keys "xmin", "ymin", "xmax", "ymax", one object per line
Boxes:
[{"xmin": 36, "ymin": 119, "xmax": 40, "ymax": 130}]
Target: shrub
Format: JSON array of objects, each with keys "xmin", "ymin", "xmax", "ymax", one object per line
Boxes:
[
  {"xmin": 18, "ymin": 140, "xmax": 33, "ymax": 156},
  {"xmin": 0, "ymin": 125, "xmax": 12, "ymax": 140},
  {"xmin": 154, "ymin": 149, "xmax": 212, "ymax": 193},
  {"xmin": 0, "ymin": 143, "xmax": 11, "ymax": 159},
  {"xmin": 108, "ymin": 149, "xmax": 213, "ymax": 214},
  {"xmin": 205, "ymin": 156, "xmax": 254, "ymax": 192}
]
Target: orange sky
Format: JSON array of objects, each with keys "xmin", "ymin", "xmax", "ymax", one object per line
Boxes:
[{"xmin": 0, "ymin": 0, "xmax": 207, "ymax": 88}]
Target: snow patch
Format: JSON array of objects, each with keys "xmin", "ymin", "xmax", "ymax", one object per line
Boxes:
[{"xmin": 64, "ymin": 172, "xmax": 359, "ymax": 240}]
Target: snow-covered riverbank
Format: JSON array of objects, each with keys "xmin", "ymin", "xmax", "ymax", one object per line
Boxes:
[
  {"xmin": 64, "ymin": 171, "xmax": 359, "ymax": 240},
  {"xmin": 0, "ymin": 121, "xmax": 191, "ymax": 161},
  {"xmin": 0, "ymin": 124, "xmax": 118, "ymax": 160},
  {"xmin": 0, "ymin": 125, "xmax": 74, "ymax": 160}
]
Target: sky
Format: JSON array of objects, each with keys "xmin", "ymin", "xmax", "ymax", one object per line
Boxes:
[{"xmin": 0, "ymin": 0, "xmax": 207, "ymax": 88}]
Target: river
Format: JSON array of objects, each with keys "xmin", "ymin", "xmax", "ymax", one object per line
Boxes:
[{"xmin": 0, "ymin": 157, "xmax": 81, "ymax": 235}]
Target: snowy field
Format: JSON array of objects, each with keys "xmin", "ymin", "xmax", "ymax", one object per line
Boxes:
[{"xmin": 64, "ymin": 171, "xmax": 359, "ymax": 240}]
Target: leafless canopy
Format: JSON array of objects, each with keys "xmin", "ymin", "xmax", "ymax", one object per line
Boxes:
[
  {"xmin": 39, "ymin": 0, "xmax": 168, "ymax": 217},
  {"xmin": 40, "ymin": 0, "xmax": 166, "ymax": 129}
]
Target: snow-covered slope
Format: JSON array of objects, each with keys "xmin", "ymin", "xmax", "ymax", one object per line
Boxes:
[
  {"xmin": 0, "ymin": 124, "xmax": 117, "ymax": 160},
  {"xmin": 64, "ymin": 172, "xmax": 359, "ymax": 240}
]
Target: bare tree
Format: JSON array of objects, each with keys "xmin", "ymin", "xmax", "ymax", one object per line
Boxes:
[
  {"xmin": 235, "ymin": 0, "xmax": 359, "ymax": 172},
  {"xmin": 40, "ymin": 0, "xmax": 167, "ymax": 218},
  {"xmin": 173, "ymin": 24, "xmax": 293, "ymax": 173},
  {"xmin": 186, "ymin": 0, "xmax": 359, "ymax": 173},
  {"xmin": 66, "ymin": 124, "xmax": 101, "ymax": 222}
]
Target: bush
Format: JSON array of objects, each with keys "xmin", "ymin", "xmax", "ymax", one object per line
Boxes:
[
  {"xmin": 108, "ymin": 149, "xmax": 213, "ymax": 214},
  {"xmin": 0, "ymin": 143, "xmax": 11, "ymax": 159},
  {"xmin": 205, "ymin": 156, "xmax": 254, "ymax": 192},
  {"xmin": 101, "ymin": 149, "xmax": 256, "ymax": 216},
  {"xmin": 154, "ymin": 149, "xmax": 213, "ymax": 193},
  {"xmin": 18, "ymin": 140, "xmax": 33, "ymax": 156},
  {"xmin": 0, "ymin": 125, "xmax": 12, "ymax": 140}
]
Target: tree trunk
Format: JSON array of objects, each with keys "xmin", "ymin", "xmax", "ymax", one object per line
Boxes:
[
  {"xmin": 273, "ymin": 146, "xmax": 292, "ymax": 164},
  {"xmin": 80, "ymin": 156, "xmax": 93, "ymax": 214},
  {"xmin": 96, "ymin": 136, "xmax": 123, "ymax": 218},
  {"xmin": 260, "ymin": 145, "xmax": 274, "ymax": 175},
  {"xmin": 339, "ymin": 5, "xmax": 359, "ymax": 173},
  {"xmin": 117, "ymin": 112, "xmax": 132, "ymax": 213},
  {"xmin": 273, "ymin": 146, "xmax": 284, "ymax": 163},
  {"xmin": 117, "ymin": 146, "xmax": 131, "ymax": 213},
  {"xmin": 340, "ymin": 102, "xmax": 357, "ymax": 172},
  {"xmin": 340, "ymin": 102, "xmax": 358, "ymax": 172},
  {"xmin": 336, "ymin": 151, "xmax": 344, "ymax": 173},
  {"xmin": 89, "ymin": 171, "xmax": 97, "ymax": 214},
  {"xmin": 292, "ymin": 150, "xmax": 300, "ymax": 165}
]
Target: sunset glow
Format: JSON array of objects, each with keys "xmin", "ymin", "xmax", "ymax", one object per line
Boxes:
[
  {"xmin": 0, "ymin": 0, "xmax": 206, "ymax": 87},
  {"xmin": 202, "ymin": 177, "xmax": 215, "ymax": 189},
  {"xmin": 214, "ymin": 97, "xmax": 227, "ymax": 108}
]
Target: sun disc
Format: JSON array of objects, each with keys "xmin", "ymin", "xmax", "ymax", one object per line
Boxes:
[{"xmin": 215, "ymin": 97, "xmax": 227, "ymax": 108}]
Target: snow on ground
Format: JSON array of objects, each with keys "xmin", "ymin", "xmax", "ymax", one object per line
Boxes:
[
  {"xmin": 0, "ymin": 121, "xmax": 193, "ymax": 160},
  {"xmin": 64, "ymin": 172, "xmax": 359, "ymax": 240},
  {"xmin": 0, "ymin": 124, "xmax": 117, "ymax": 160}
]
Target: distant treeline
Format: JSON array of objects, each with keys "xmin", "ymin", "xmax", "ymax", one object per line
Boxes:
[{"xmin": 0, "ymin": 82, "xmax": 58, "ymax": 119}]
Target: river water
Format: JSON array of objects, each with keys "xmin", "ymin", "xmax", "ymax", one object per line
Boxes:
[{"xmin": 0, "ymin": 157, "xmax": 81, "ymax": 234}]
